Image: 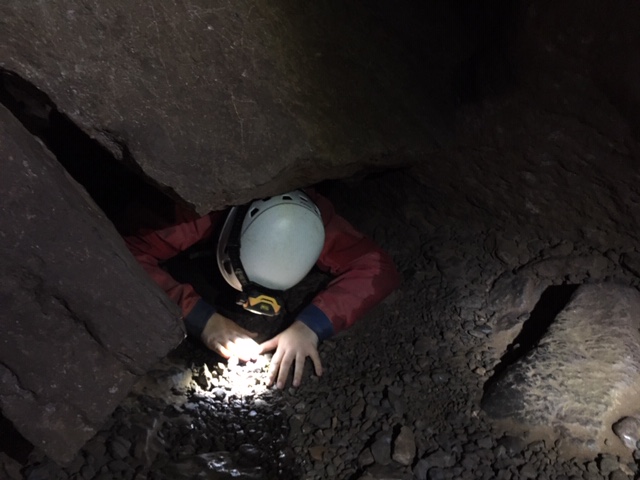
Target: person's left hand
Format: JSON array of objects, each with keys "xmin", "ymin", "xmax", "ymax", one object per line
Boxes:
[{"xmin": 259, "ymin": 320, "xmax": 322, "ymax": 389}]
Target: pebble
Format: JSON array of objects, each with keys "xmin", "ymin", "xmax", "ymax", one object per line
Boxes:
[
  {"xmin": 497, "ymin": 435, "xmax": 526, "ymax": 456},
  {"xmin": 426, "ymin": 467, "xmax": 445, "ymax": 480},
  {"xmin": 469, "ymin": 328, "xmax": 488, "ymax": 339},
  {"xmin": 392, "ymin": 426, "xmax": 416, "ymax": 466},
  {"xmin": 308, "ymin": 445, "xmax": 326, "ymax": 462},
  {"xmin": 422, "ymin": 449, "xmax": 456, "ymax": 469},
  {"xmin": 613, "ymin": 416, "xmax": 640, "ymax": 450},
  {"xmin": 413, "ymin": 459, "xmax": 430, "ymax": 480},
  {"xmin": 359, "ymin": 463, "xmax": 413, "ymax": 480},
  {"xmin": 108, "ymin": 436, "xmax": 132, "ymax": 459},
  {"xmin": 476, "ymin": 324, "xmax": 493, "ymax": 335},
  {"xmin": 609, "ymin": 470, "xmax": 629, "ymax": 480},
  {"xmin": 371, "ymin": 433, "xmax": 392, "ymax": 465},
  {"xmin": 358, "ymin": 448, "xmax": 375, "ymax": 468},
  {"xmin": 351, "ymin": 398, "xmax": 366, "ymax": 419},
  {"xmin": 308, "ymin": 405, "xmax": 332, "ymax": 429},
  {"xmin": 598, "ymin": 454, "xmax": 620, "ymax": 476},
  {"xmin": 430, "ymin": 371, "xmax": 451, "ymax": 385},
  {"xmin": 476, "ymin": 436, "xmax": 493, "ymax": 449},
  {"xmin": 79, "ymin": 464, "xmax": 96, "ymax": 480},
  {"xmin": 6, "ymin": 180, "xmax": 637, "ymax": 480},
  {"xmin": 473, "ymin": 366, "xmax": 486, "ymax": 376}
]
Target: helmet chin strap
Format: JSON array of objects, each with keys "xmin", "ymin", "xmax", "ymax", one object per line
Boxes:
[{"xmin": 225, "ymin": 204, "xmax": 285, "ymax": 317}]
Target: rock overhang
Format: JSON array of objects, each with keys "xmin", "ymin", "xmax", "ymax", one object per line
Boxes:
[{"xmin": 0, "ymin": 0, "xmax": 448, "ymax": 214}]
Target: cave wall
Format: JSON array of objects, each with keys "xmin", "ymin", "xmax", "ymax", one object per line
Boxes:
[
  {"xmin": 520, "ymin": 0, "xmax": 640, "ymax": 139},
  {"xmin": 0, "ymin": 103, "xmax": 185, "ymax": 463},
  {"xmin": 411, "ymin": 0, "xmax": 640, "ymax": 250}
]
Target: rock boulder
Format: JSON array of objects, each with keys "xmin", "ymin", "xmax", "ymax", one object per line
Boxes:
[
  {"xmin": 482, "ymin": 284, "xmax": 640, "ymax": 456},
  {"xmin": 0, "ymin": 104, "xmax": 184, "ymax": 463},
  {"xmin": 0, "ymin": 0, "xmax": 445, "ymax": 213}
]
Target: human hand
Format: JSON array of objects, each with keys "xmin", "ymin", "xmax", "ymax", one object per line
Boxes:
[
  {"xmin": 259, "ymin": 320, "xmax": 322, "ymax": 389},
  {"xmin": 200, "ymin": 312, "xmax": 260, "ymax": 362}
]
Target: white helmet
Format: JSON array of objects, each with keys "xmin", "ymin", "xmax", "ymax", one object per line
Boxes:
[{"xmin": 217, "ymin": 190, "xmax": 325, "ymax": 314}]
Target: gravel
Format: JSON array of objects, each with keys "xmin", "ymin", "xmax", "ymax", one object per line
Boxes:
[{"xmin": 3, "ymin": 173, "xmax": 640, "ymax": 479}]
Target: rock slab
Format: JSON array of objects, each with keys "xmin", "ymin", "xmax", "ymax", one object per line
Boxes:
[
  {"xmin": 0, "ymin": 0, "xmax": 445, "ymax": 213},
  {"xmin": 0, "ymin": 104, "xmax": 184, "ymax": 463},
  {"xmin": 482, "ymin": 283, "xmax": 640, "ymax": 455}
]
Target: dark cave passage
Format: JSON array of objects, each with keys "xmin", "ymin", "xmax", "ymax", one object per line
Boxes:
[
  {"xmin": 2, "ymin": 0, "xmax": 640, "ymax": 479},
  {"xmin": 0, "ymin": 415, "xmax": 32, "ymax": 465}
]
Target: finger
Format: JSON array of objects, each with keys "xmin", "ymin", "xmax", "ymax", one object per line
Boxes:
[
  {"xmin": 230, "ymin": 338, "xmax": 260, "ymax": 362},
  {"xmin": 268, "ymin": 347, "xmax": 284, "ymax": 386},
  {"xmin": 225, "ymin": 341, "xmax": 245, "ymax": 361},
  {"xmin": 216, "ymin": 343, "xmax": 232, "ymax": 359},
  {"xmin": 277, "ymin": 351, "xmax": 295, "ymax": 389},
  {"xmin": 259, "ymin": 335, "xmax": 280, "ymax": 354},
  {"xmin": 292, "ymin": 353, "xmax": 305, "ymax": 387},
  {"xmin": 310, "ymin": 349, "xmax": 323, "ymax": 377},
  {"xmin": 244, "ymin": 338, "xmax": 262, "ymax": 361}
]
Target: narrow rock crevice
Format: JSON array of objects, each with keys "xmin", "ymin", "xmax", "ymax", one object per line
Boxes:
[
  {"xmin": 1, "ymin": 69, "xmax": 188, "ymax": 464},
  {"xmin": 0, "ymin": 69, "xmax": 175, "ymax": 227},
  {"xmin": 0, "ymin": 413, "xmax": 33, "ymax": 464},
  {"xmin": 485, "ymin": 284, "xmax": 580, "ymax": 389}
]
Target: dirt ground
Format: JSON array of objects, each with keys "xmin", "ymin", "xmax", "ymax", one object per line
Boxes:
[{"xmin": 6, "ymin": 167, "xmax": 640, "ymax": 480}]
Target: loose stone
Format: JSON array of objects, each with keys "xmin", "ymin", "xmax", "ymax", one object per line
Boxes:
[
  {"xmin": 392, "ymin": 426, "xmax": 416, "ymax": 466},
  {"xmin": 612, "ymin": 416, "xmax": 640, "ymax": 450},
  {"xmin": 371, "ymin": 433, "xmax": 392, "ymax": 465}
]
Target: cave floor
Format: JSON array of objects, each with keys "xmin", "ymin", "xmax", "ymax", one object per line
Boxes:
[{"xmin": 6, "ymin": 170, "xmax": 640, "ymax": 480}]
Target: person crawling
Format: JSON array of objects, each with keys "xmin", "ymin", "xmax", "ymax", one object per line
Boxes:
[{"xmin": 125, "ymin": 189, "xmax": 400, "ymax": 389}]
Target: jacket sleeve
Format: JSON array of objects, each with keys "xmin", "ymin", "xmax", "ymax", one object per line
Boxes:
[
  {"xmin": 124, "ymin": 212, "xmax": 220, "ymax": 337},
  {"xmin": 297, "ymin": 191, "xmax": 401, "ymax": 341}
]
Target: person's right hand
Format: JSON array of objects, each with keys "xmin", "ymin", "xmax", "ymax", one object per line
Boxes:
[{"xmin": 200, "ymin": 312, "xmax": 260, "ymax": 362}]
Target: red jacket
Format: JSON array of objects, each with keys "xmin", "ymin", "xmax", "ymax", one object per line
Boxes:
[{"xmin": 124, "ymin": 191, "xmax": 400, "ymax": 341}]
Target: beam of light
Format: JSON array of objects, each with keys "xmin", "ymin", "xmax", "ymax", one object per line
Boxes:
[
  {"xmin": 130, "ymin": 353, "xmax": 276, "ymax": 407},
  {"xmin": 191, "ymin": 354, "xmax": 274, "ymax": 400},
  {"xmin": 222, "ymin": 337, "xmax": 261, "ymax": 363}
]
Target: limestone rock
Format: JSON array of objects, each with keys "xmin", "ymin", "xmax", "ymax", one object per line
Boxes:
[
  {"xmin": 0, "ymin": 104, "xmax": 184, "ymax": 463},
  {"xmin": 482, "ymin": 284, "xmax": 640, "ymax": 455}
]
